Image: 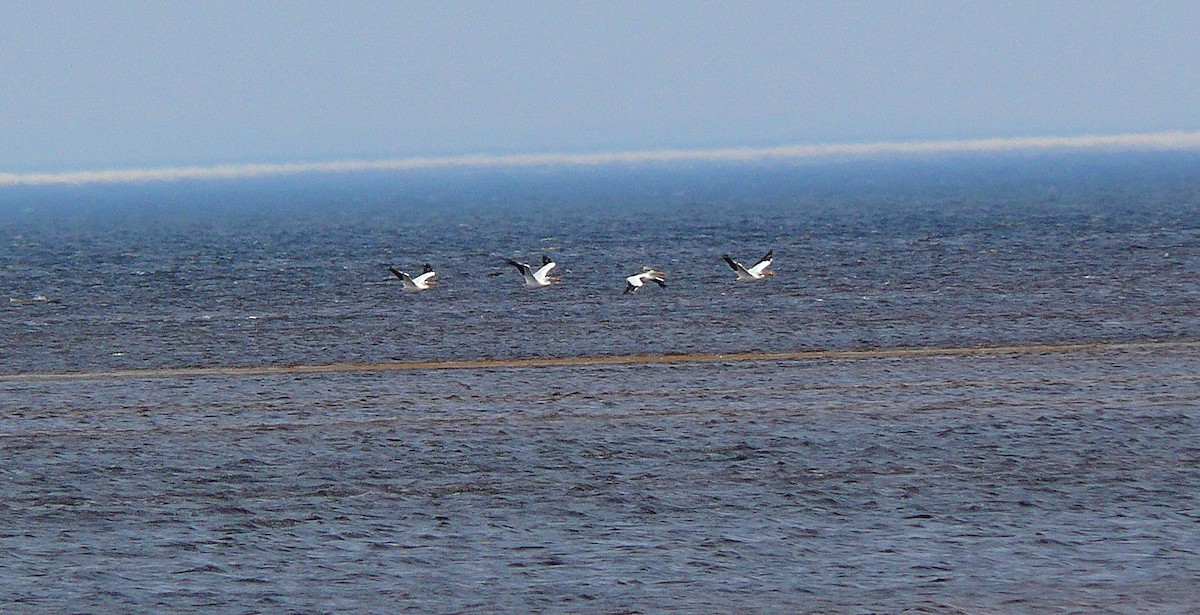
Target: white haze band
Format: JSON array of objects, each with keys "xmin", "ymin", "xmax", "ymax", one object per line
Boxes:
[{"xmin": 4, "ymin": 131, "xmax": 1200, "ymax": 187}]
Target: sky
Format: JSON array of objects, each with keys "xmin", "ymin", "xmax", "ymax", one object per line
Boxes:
[{"xmin": 3, "ymin": 1, "xmax": 1200, "ymax": 177}]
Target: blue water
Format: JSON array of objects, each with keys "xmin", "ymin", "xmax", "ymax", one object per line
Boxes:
[{"xmin": 2, "ymin": 152, "xmax": 1199, "ymax": 612}]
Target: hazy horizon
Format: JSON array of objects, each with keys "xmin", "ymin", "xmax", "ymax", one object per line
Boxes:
[{"xmin": 3, "ymin": 130, "xmax": 1200, "ymax": 188}]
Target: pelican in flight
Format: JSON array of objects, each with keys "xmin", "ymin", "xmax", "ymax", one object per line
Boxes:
[
  {"xmin": 504, "ymin": 255, "xmax": 559, "ymax": 288},
  {"xmin": 723, "ymin": 249, "xmax": 774, "ymax": 281},
  {"xmin": 389, "ymin": 263, "xmax": 437, "ymax": 291},
  {"xmin": 624, "ymin": 267, "xmax": 667, "ymax": 294}
]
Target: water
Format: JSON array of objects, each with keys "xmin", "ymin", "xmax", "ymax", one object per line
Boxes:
[{"xmin": 2, "ymin": 152, "xmax": 1199, "ymax": 612}]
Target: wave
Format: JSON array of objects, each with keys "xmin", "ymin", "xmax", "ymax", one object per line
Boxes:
[{"xmin": 3, "ymin": 131, "xmax": 1200, "ymax": 187}]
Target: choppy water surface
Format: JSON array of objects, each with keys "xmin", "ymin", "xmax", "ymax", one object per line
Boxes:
[{"xmin": 2, "ymin": 154, "xmax": 1199, "ymax": 612}]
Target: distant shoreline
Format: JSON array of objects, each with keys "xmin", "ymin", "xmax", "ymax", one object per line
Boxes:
[
  {"xmin": 4, "ymin": 339, "xmax": 1196, "ymax": 383},
  {"xmin": 5, "ymin": 131, "xmax": 1200, "ymax": 187}
]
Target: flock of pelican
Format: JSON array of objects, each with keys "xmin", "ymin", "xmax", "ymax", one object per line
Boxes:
[{"xmin": 388, "ymin": 249, "xmax": 774, "ymax": 293}]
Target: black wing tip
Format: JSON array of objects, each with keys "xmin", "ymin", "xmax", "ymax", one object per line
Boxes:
[
  {"xmin": 623, "ymin": 282, "xmax": 636, "ymax": 294},
  {"xmin": 761, "ymin": 249, "xmax": 774, "ymax": 261},
  {"xmin": 542, "ymin": 255, "xmax": 554, "ymax": 266},
  {"xmin": 653, "ymin": 279, "xmax": 667, "ymax": 288},
  {"xmin": 422, "ymin": 263, "xmax": 434, "ymax": 274},
  {"xmin": 388, "ymin": 266, "xmax": 403, "ymax": 279},
  {"xmin": 722, "ymin": 255, "xmax": 738, "ymax": 270}
]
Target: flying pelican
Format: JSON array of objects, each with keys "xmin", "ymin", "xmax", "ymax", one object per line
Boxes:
[
  {"xmin": 389, "ymin": 263, "xmax": 437, "ymax": 291},
  {"xmin": 504, "ymin": 255, "xmax": 559, "ymax": 288},
  {"xmin": 723, "ymin": 249, "xmax": 774, "ymax": 281},
  {"xmin": 624, "ymin": 267, "xmax": 666, "ymax": 294}
]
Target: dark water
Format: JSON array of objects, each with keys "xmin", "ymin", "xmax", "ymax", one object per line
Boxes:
[{"xmin": 2, "ymin": 153, "xmax": 1199, "ymax": 612}]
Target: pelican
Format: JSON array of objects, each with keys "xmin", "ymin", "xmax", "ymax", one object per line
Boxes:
[
  {"xmin": 723, "ymin": 249, "xmax": 774, "ymax": 281},
  {"xmin": 389, "ymin": 263, "xmax": 437, "ymax": 291},
  {"xmin": 624, "ymin": 267, "xmax": 666, "ymax": 294},
  {"xmin": 504, "ymin": 255, "xmax": 559, "ymax": 288}
]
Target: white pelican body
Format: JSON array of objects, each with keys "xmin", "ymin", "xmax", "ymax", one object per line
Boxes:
[
  {"xmin": 389, "ymin": 264, "xmax": 437, "ymax": 291},
  {"xmin": 624, "ymin": 267, "xmax": 667, "ymax": 294},
  {"xmin": 723, "ymin": 250, "xmax": 774, "ymax": 281},
  {"xmin": 505, "ymin": 255, "xmax": 559, "ymax": 288}
]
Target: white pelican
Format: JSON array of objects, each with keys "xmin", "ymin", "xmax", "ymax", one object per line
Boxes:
[
  {"xmin": 504, "ymin": 255, "xmax": 559, "ymax": 288},
  {"xmin": 723, "ymin": 249, "xmax": 774, "ymax": 281},
  {"xmin": 389, "ymin": 263, "xmax": 437, "ymax": 291},
  {"xmin": 624, "ymin": 267, "xmax": 666, "ymax": 294}
]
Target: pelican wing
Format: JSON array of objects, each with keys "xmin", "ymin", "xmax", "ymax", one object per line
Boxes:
[
  {"xmin": 398, "ymin": 271, "xmax": 420, "ymax": 290},
  {"xmin": 506, "ymin": 258, "xmax": 543, "ymax": 287},
  {"xmin": 747, "ymin": 249, "xmax": 774, "ymax": 276},
  {"xmin": 532, "ymin": 260, "xmax": 557, "ymax": 284},
  {"xmin": 625, "ymin": 269, "xmax": 665, "ymax": 293},
  {"xmin": 413, "ymin": 270, "xmax": 437, "ymax": 285},
  {"xmin": 504, "ymin": 258, "xmax": 532, "ymax": 275},
  {"xmin": 723, "ymin": 255, "xmax": 754, "ymax": 280}
]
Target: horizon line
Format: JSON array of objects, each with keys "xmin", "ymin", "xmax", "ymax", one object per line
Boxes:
[{"xmin": 4, "ymin": 130, "xmax": 1200, "ymax": 187}]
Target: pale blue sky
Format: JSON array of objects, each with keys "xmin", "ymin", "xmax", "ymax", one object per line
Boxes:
[{"xmin": 3, "ymin": 1, "xmax": 1199, "ymax": 173}]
